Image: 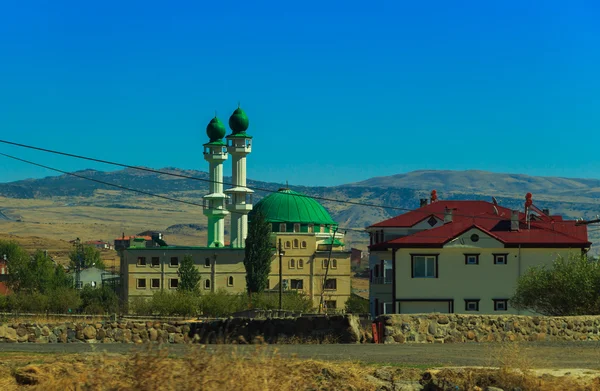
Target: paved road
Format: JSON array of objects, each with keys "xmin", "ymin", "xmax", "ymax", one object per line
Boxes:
[{"xmin": 1, "ymin": 342, "xmax": 599, "ymax": 369}]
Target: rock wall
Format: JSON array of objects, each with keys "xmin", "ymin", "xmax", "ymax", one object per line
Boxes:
[
  {"xmin": 0, "ymin": 315, "xmax": 364, "ymax": 344},
  {"xmin": 375, "ymin": 314, "xmax": 600, "ymax": 344}
]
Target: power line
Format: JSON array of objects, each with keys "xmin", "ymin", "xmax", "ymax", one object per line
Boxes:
[{"xmin": 1, "ymin": 139, "xmax": 598, "ymax": 230}]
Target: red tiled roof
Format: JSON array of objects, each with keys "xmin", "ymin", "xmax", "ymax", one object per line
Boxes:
[
  {"xmin": 114, "ymin": 236, "xmax": 152, "ymax": 241},
  {"xmin": 369, "ymin": 200, "xmax": 590, "ymax": 249}
]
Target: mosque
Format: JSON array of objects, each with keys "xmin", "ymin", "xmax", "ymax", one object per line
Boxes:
[{"xmin": 120, "ymin": 107, "xmax": 352, "ymax": 311}]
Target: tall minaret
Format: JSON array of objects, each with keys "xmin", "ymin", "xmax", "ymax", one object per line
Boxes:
[
  {"xmin": 225, "ymin": 106, "xmax": 253, "ymax": 248},
  {"xmin": 202, "ymin": 116, "xmax": 229, "ymax": 247}
]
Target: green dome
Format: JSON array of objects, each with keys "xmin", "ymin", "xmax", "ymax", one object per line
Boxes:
[
  {"xmin": 250, "ymin": 188, "xmax": 336, "ymax": 225},
  {"xmin": 228, "ymin": 107, "xmax": 249, "ymax": 133},
  {"xmin": 206, "ymin": 116, "xmax": 226, "ymax": 141}
]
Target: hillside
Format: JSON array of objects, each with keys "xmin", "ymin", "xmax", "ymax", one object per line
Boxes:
[{"xmin": 0, "ymin": 168, "xmax": 599, "ymax": 254}]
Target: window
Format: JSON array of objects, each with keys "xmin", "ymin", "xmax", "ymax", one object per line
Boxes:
[
  {"xmin": 228, "ymin": 276, "xmax": 234, "ymax": 286},
  {"xmin": 331, "ymin": 259, "xmax": 337, "ymax": 269},
  {"xmin": 169, "ymin": 278, "xmax": 179, "ymax": 289},
  {"xmin": 494, "ymin": 299, "xmax": 508, "ymax": 311},
  {"xmin": 151, "ymin": 278, "xmax": 160, "ymax": 289},
  {"xmin": 204, "ymin": 279, "xmax": 211, "ymax": 290},
  {"xmin": 464, "ymin": 299, "xmax": 480, "ymax": 311},
  {"xmin": 298, "ymin": 259, "xmax": 304, "ymax": 269},
  {"xmin": 204, "ymin": 257, "xmax": 211, "ymax": 268},
  {"xmin": 293, "ymin": 239, "xmax": 299, "ymax": 248},
  {"xmin": 411, "ymin": 255, "xmax": 438, "ymax": 278},
  {"xmin": 320, "ymin": 225, "xmax": 324, "ymax": 233},
  {"xmin": 464, "ymin": 254, "xmax": 479, "ymax": 265},
  {"xmin": 470, "ymin": 234, "xmax": 480, "ymax": 243},
  {"xmin": 324, "ymin": 300, "xmax": 337, "ymax": 309},
  {"xmin": 324, "ymin": 278, "xmax": 337, "ymax": 290},
  {"xmin": 308, "ymin": 224, "xmax": 314, "ymax": 233},
  {"xmin": 151, "ymin": 257, "xmax": 160, "ymax": 267},
  {"xmin": 289, "ymin": 259, "xmax": 296, "ymax": 269},
  {"xmin": 291, "ymin": 279, "xmax": 303, "ymax": 289},
  {"xmin": 279, "ymin": 223, "xmax": 286, "ymax": 232},
  {"xmin": 322, "ymin": 259, "xmax": 329, "ymax": 269},
  {"xmin": 136, "ymin": 278, "xmax": 146, "ymax": 289},
  {"xmin": 137, "ymin": 257, "xmax": 147, "ymax": 266},
  {"xmin": 494, "ymin": 254, "xmax": 508, "ymax": 265},
  {"xmin": 293, "ymin": 223, "xmax": 300, "ymax": 232},
  {"xmin": 301, "ymin": 241, "xmax": 307, "ymax": 249},
  {"xmin": 285, "ymin": 241, "xmax": 291, "ymax": 249},
  {"xmin": 170, "ymin": 257, "xmax": 179, "ymax": 267}
]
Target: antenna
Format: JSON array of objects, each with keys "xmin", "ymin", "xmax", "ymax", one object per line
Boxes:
[{"xmin": 238, "ymin": 101, "xmax": 241, "ymax": 108}]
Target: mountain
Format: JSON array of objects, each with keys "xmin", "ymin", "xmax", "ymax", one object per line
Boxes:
[{"xmin": 1, "ymin": 169, "xmax": 599, "ymax": 253}]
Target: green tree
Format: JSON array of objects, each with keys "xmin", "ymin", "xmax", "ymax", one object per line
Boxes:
[
  {"xmin": 511, "ymin": 254, "xmax": 600, "ymax": 316},
  {"xmin": 345, "ymin": 294, "xmax": 369, "ymax": 314},
  {"xmin": 178, "ymin": 254, "xmax": 201, "ymax": 293},
  {"xmin": 69, "ymin": 240, "xmax": 105, "ymax": 270},
  {"xmin": 80, "ymin": 285, "xmax": 120, "ymax": 314},
  {"xmin": 244, "ymin": 211, "xmax": 273, "ymax": 294}
]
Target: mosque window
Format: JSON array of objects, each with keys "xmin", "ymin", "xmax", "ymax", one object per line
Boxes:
[
  {"xmin": 289, "ymin": 259, "xmax": 296, "ymax": 269},
  {"xmin": 285, "ymin": 241, "xmax": 291, "ymax": 249},
  {"xmin": 204, "ymin": 279, "xmax": 211, "ymax": 290},
  {"xmin": 308, "ymin": 224, "xmax": 314, "ymax": 233},
  {"xmin": 293, "ymin": 223, "xmax": 300, "ymax": 232},
  {"xmin": 279, "ymin": 223, "xmax": 287, "ymax": 232},
  {"xmin": 332, "ymin": 259, "xmax": 338, "ymax": 269},
  {"xmin": 298, "ymin": 259, "xmax": 304, "ymax": 269},
  {"xmin": 228, "ymin": 276, "xmax": 234, "ymax": 286},
  {"xmin": 320, "ymin": 225, "xmax": 325, "ymax": 233},
  {"xmin": 301, "ymin": 241, "xmax": 307, "ymax": 249},
  {"xmin": 293, "ymin": 239, "xmax": 299, "ymax": 248}
]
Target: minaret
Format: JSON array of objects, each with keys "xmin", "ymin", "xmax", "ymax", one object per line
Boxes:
[
  {"xmin": 202, "ymin": 116, "xmax": 229, "ymax": 247},
  {"xmin": 225, "ymin": 106, "xmax": 253, "ymax": 248}
]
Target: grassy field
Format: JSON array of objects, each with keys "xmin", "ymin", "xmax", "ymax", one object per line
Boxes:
[{"xmin": 0, "ymin": 344, "xmax": 599, "ymax": 390}]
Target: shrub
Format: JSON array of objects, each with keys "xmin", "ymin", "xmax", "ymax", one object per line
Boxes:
[
  {"xmin": 344, "ymin": 294, "xmax": 369, "ymax": 314},
  {"xmin": 200, "ymin": 289, "xmax": 245, "ymax": 317},
  {"xmin": 80, "ymin": 285, "xmax": 120, "ymax": 314}
]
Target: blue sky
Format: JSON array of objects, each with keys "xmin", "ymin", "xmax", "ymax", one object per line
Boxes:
[{"xmin": 0, "ymin": 0, "xmax": 598, "ymax": 186}]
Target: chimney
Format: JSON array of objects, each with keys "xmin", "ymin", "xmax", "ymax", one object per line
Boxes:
[
  {"xmin": 444, "ymin": 207, "xmax": 453, "ymax": 224},
  {"xmin": 511, "ymin": 210, "xmax": 520, "ymax": 231},
  {"xmin": 420, "ymin": 198, "xmax": 428, "ymax": 207},
  {"xmin": 542, "ymin": 208, "xmax": 550, "ymax": 216}
]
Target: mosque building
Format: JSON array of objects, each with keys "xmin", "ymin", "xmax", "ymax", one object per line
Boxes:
[{"xmin": 120, "ymin": 107, "xmax": 351, "ymax": 311}]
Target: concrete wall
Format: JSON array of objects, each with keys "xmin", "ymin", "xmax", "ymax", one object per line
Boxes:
[{"xmin": 375, "ymin": 314, "xmax": 600, "ymax": 343}]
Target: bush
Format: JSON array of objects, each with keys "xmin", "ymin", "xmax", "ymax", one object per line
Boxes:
[
  {"xmin": 80, "ymin": 285, "xmax": 120, "ymax": 314},
  {"xmin": 47, "ymin": 287, "xmax": 81, "ymax": 313},
  {"xmin": 128, "ymin": 291, "xmax": 201, "ymax": 316},
  {"xmin": 251, "ymin": 291, "xmax": 314, "ymax": 313},
  {"xmin": 200, "ymin": 289, "xmax": 245, "ymax": 317},
  {"xmin": 345, "ymin": 294, "xmax": 369, "ymax": 314}
]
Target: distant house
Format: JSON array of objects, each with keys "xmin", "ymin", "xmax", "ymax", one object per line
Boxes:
[
  {"xmin": 84, "ymin": 240, "xmax": 114, "ymax": 250},
  {"xmin": 114, "ymin": 235, "xmax": 154, "ymax": 251},
  {"xmin": 351, "ymin": 248, "xmax": 364, "ymax": 268},
  {"xmin": 75, "ymin": 266, "xmax": 119, "ymax": 289}
]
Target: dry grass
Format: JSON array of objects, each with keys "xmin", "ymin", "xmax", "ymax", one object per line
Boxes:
[{"xmin": 0, "ymin": 346, "xmax": 374, "ymax": 391}]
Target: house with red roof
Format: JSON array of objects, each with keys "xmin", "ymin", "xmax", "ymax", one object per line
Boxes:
[{"xmin": 367, "ymin": 194, "xmax": 591, "ymax": 316}]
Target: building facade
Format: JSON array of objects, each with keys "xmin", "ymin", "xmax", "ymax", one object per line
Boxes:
[
  {"xmin": 120, "ymin": 107, "xmax": 351, "ymax": 311},
  {"xmin": 367, "ymin": 195, "xmax": 591, "ymax": 316}
]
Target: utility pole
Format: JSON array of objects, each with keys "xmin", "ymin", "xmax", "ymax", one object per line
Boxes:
[
  {"xmin": 278, "ymin": 238, "xmax": 283, "ymax": 310},
  {"xmin": 319, "ymin": 226, "xmax": 338, "ymax": 314}
]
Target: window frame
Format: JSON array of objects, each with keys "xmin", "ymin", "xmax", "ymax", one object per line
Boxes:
[
  {"xmin": 298, "ymin": 259, "xmax": 304, "ymax": 269},
  {"xmin": 322, "ymin": 259, "xmax": 329, "ymax": 269},
  {"xmin": 464, "ymin": 299, "xmax": 480, "ymax": 311},
  {"xmin": 410, "ymin": 254, "xmax": 439, "ymax": 278},
  {"xmin": 290, "ymin": 279, "xmax": 303, "ymax": 290},
  {"xmin": 151, "ymin": 257, "xmax": 160, "ymax": 267},
  {"xmin": 170, "ymin": 257, "xmax": 179, "ymax": 267},
  {"xmin": 169, "ymin": 278, "xmax": 179, "ymax": 289},
  {"xmin": 136, "ymin": 278, "xmax": 147, "ymax": 289},
  {"xmin": 285, "ymin": 241, "xmax": 291, "ymax": 249},
  {"xmin": 493, "ymin": 299, "xmax": 508, "ymax": 311},
  {"xmin": 308, "ymin": 224, "xmax": 314, "ymax": 233},
  {"xmin": 331, "ymin": 259, "xmax": 337, "ymax": 269},
  {"xmin": 204, "ymin": 279, "xmax": 211, "ymax": 290},
  {"xmin": 204, "ymin": 257, "xmax": 211, "ymax": 268},
  {"xmin": 293, "ymin": 223, "xmax": 301, "ymax": 232},
  {"xmin": 279, "ymin": 223, "xmax": 287, "ymax": 232},
  {"xmin": 137, "ymin": 257, "xmax": 147, "ymax": 267},
  {"xmin": 324, "ymin": 300, "xmax": 337, "ymax": 309},
  {"xmin": 324, "ymin": 278, "xmax": 337, "ymax": 290},
  {"xmin": 493, "ymin": 253, "xmax": 509, "ymax": 265},
  {"xmin": 227, "ymin": 276, "xmax": 234, "ymax": 287},
  {"xmin": 151, "ymin": 278, "xmax": 160, "ymax": 289},
  {"xmin": 289, "ymin": 259, "xmax": 296, "ymax": 269},
  {"xmin": 293, "ymin": 239, "xmax": 299, "ymax": 248},
  {"xmin": 464, "ymin": 253, "xmax": 480, "ymax": 265},
  {"xmin": 301, "ymin": 240, "xmax": 307, "ymax": 249}
]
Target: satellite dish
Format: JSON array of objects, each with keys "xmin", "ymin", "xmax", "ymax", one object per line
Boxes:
[{"xmin": 492, "ymin": 197, "xmax": 498, "ymax": 205}]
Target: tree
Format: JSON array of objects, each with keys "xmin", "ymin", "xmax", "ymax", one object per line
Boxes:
[
  {"xmin": 511, "ymin": 254, "xmax": 600, "ymax": 316},
  {"xmin": 178, "ymin": 254, "xmax": 201, "ymax": 293},
  {"xmin": 244, "ymin": 210, "xmax": 274, "ymax": 294},
  {"xmin": 345, "ymin": 294, "xmax": 369, "ymax": 314},
  {"xmin": 69, "ymin": 240, "xmax": 105, "ymax": 270}
]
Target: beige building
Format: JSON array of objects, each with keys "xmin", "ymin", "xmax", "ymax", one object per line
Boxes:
[
  {"xmin": 367, "ymin": 196, "xmax": 591, "ymax": 316},
  {"xmin": 120, "ymin": 107, "xmax": 351, "ymax": 311}
]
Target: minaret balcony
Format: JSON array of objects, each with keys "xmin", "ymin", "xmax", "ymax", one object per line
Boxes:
[
  {"xmin": 226, "ymin": 203, "xmax": 254, "ymax": 213},
  {"xmin": 224, "ymin": 187, "xmax": 254, "ymax": 194}
]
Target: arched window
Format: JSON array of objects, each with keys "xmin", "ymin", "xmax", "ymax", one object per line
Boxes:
[
  {"xmin": 293, "ymin": 239, "xmax": 299, "ymax": 248},
  {"xmin": 301, "ymin": 241, "xmax": 307, "ymax": 249},
  {"xmin": 332, "ymin": 259, "xmax": 337, "ymax": 269},
  {"xmin": 308, "ymin": 224, "xmax": 314, "ymax": 233},
  {"xmin": 228, "ymin": 276, "xmax": 234, "ymax": 286},
  {"xmin": 204, "ymin": 279, "xmax": 211, "ymax": 289},
  {"xmin": 279, "ymin": 223, "xmax": 287, "ymax": 232},
  {"xmin": 298, "ymin": 259, "xmax": 304, "ymax": 269},
  {"xmin": 290, "ymin": 259, "xmax": 296, "ymax": 269},
  {"xmin": 320, "ymin": 225, "xmax": 325, "ymax": 233},
  {"xmin": 285, "ymin": 241, "xmax": 291, "ymax": 249},
  {"xmin": 293, "ymin": 223, "xmax": 300, "ymax": 232}
]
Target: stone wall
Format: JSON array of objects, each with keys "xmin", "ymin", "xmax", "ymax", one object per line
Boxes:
[
  {"xmin": 375, "ymin": 314, "xmax": 600, "ymax": 344},
  {"xmin": 0, "ymin": 315, "xmax": 364, "ymax": 344}
]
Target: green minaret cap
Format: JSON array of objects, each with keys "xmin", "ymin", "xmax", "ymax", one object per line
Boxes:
[
  {"xmin": 206, "ymin": 116, "xmax": 226, "ymax": 141},
  {"xmin": 228, "ymin": 107, "xmax": 249, "ymax": 134}
]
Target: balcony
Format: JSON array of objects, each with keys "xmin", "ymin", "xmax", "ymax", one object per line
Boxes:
[{"xmin": 372, "ymin": 275, "xmax": 393, "ymax": 285}]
